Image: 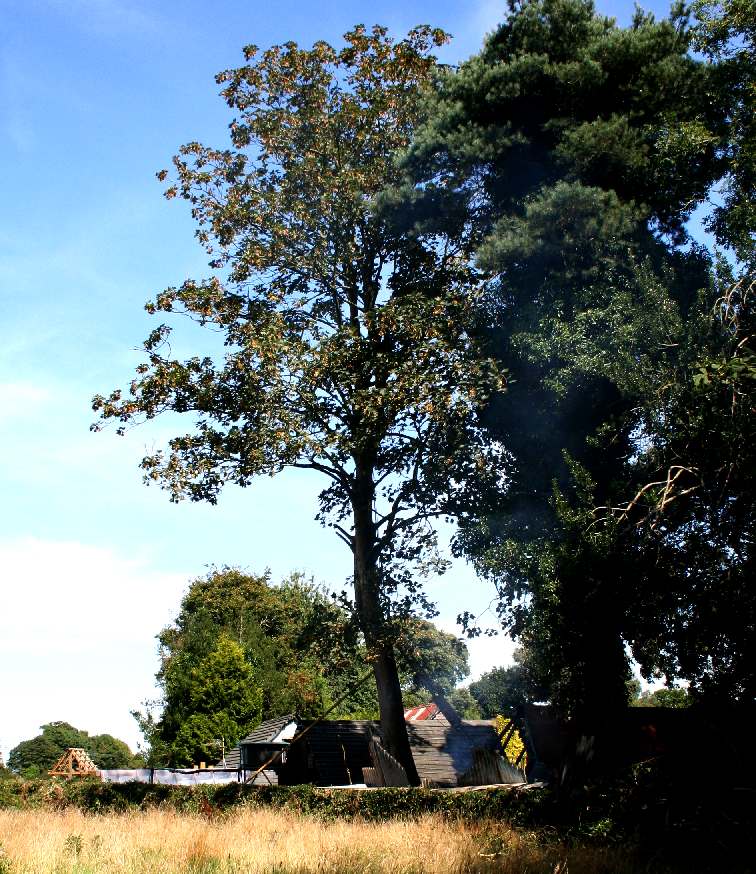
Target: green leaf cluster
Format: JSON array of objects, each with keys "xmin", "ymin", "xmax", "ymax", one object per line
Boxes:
[
  {"xmin": 166, "ymin": 635, "xmax": 263, "ymax": 767},
  {"xmin": 631, "ymin": 685, "xmax": 691, "ymax": 708},
  {"xmin": 613, "ymin": 273, "xmax": 755, "ymax": 702}
]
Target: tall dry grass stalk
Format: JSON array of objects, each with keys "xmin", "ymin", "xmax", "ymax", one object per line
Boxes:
[{"xmin": 0, "ymin": 808, "xmax": 663, "ymax": 874}]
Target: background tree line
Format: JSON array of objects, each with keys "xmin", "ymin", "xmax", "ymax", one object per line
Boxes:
[{"xmin": 7, "ymin": 722, "xmax": 142, "ymax": 778}]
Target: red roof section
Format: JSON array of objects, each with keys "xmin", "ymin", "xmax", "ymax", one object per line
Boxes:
[{"xmin": 404, "ymin": 703, "xmax": 440, "ymax": 721}]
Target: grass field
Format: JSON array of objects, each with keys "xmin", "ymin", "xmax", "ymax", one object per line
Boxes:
[{"xmin": 0, "ymin": 808, "xmax": 668, "ymax": 874}]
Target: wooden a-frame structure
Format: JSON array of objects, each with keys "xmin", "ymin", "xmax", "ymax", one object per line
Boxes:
[{"xmin": 48, "ymin": 747, "xmax": 99, "ymax": 778}]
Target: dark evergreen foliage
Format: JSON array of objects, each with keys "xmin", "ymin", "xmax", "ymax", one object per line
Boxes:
[{"xmin": 398, "ymin": 0, "xmax": 753, "ymax": 717}]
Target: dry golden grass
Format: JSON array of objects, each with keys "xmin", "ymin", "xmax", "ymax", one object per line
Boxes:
[{"xmin": 0, "ymin": 807, "xmax": 663, "ymax": 874}]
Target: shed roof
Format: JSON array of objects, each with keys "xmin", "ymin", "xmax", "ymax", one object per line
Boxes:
[
  {"xmin": 407, "ymin": 719, "xmax": 501, "ymax": 787},
  {"xmin": 222, "ymin": 713, "xmax": 296, "ymax": 769},
  {"xmin": 298, "ymin": 718, "xmax": 500, "ymax": 787}
]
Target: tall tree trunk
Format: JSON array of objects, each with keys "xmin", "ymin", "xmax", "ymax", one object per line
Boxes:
[{"xmin": 352, "ymin": 463, "xmax": 420, "ymax": 785}]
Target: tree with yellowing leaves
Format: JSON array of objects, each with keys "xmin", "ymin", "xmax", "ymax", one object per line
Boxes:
[{"xmin": 93, "ymin": 26, "xmax": 506, "ymax": 782}]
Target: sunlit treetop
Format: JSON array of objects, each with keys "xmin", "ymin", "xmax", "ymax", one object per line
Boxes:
[{"xmin": 93, "ymin": 24, "xmax": 507, "ymax": 618}]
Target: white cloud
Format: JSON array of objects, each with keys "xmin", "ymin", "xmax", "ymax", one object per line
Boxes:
[
  {"xmin": 0, "ymin": 537, "xmax": 188, "ymax": 761},
  {"xmin": 466, "ymin": 631, "xmax": 517, "ymax": 682},
  {"xmin": 435, "ymin": 617, "xmax": 516, "ymax": 683},
  {"xmin": 0, "ymin": 382, "xmax": 52, "ymax": 422}
]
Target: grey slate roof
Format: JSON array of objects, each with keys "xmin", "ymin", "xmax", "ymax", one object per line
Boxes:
[
  {"xmin": 408, "ymin": 719, "xmax": 501, "ymax": 787},
  {"xmin": 298, "ymin": 718, "xmax": 500, "ymax": 787},
  {"xmin": 221, "ymin": 713, "xmax": 296, "ymax": 769}
]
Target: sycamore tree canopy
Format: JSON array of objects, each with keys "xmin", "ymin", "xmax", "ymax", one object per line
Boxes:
[
  {"xmin": 93, "ymin": 25, "xmax": 508, "ymax": 780},
  {"xmin": 93, "ymin": 24, "xmax": 506, "ymax": 613}
]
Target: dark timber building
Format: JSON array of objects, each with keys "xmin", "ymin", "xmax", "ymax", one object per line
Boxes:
[{"xmin": 224, "ymin": 714, "xmax": 518, "ymax": 787}]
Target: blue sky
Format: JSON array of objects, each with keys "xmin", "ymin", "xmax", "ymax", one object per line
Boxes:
[{"xmin": 0, "ymin": 0, "xmax": 677, "ymax": 760}]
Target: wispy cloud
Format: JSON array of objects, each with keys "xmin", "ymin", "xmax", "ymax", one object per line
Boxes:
[{"xmin": 0, "ymin": 537, "xmax": 187, "ymax": 654}]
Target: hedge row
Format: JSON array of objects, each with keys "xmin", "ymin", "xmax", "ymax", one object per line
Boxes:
[{"xmin": 0, "ymin": 774, "xmax": 552, "ymax": 824}]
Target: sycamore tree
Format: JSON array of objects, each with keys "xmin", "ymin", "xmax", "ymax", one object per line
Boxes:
[{"xmin": 93, "ymin": 26, "xmax": 505, "ymax": 782}]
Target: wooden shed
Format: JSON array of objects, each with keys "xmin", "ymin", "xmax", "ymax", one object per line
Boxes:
[
  {"xmin": 226, "ymin": 713, "xmax": 298, "ymax": 785},
  {"xmin": 226, "ymin": 714, "xmax": 516, "ymax": 787}
]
